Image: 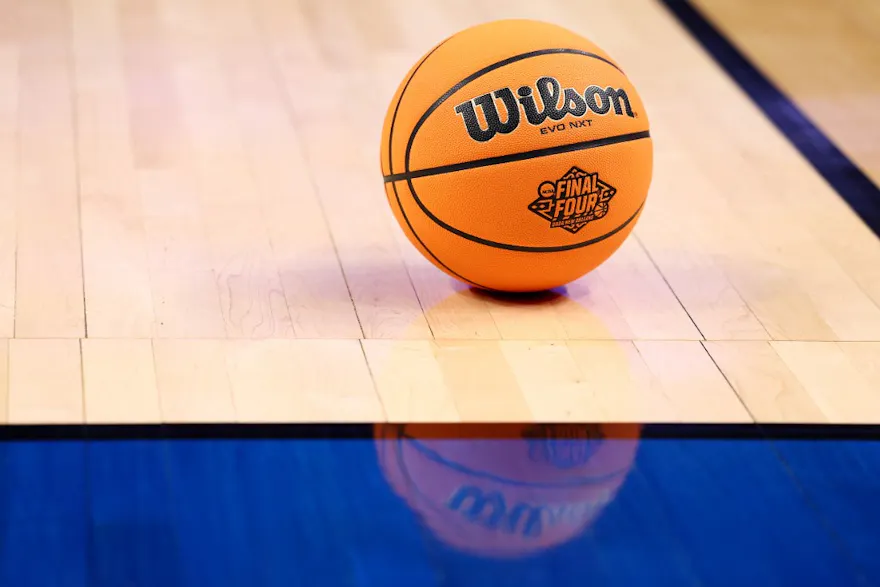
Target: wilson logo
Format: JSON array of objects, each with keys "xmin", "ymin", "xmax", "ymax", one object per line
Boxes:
[
  {"xmin": 529, "ymin": 166, "xmax": 617, "ymax": 234},
  {"xmin": 446, "ymin": 485, "xmax": 602, "ymax": 539},
  {"xmin": 453, "ymin": 76, "xmax": 635, "ymax": 143}
]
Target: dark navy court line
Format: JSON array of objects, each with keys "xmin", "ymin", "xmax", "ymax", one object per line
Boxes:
[
  {"xmin": 0, "ymin": 423, "xmax": 879, "ymax": 441},
  {"xmin": 658, "ymin": 0, "xmax": 880, "ymax": 237}
]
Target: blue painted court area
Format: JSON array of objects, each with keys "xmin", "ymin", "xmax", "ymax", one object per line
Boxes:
[{"xmin": 0, "ymin": 424, "xmax": 877, "ymax": 587}]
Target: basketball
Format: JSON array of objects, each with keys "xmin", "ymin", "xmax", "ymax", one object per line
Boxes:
[{"xmin": 380, "ymin": 19, "xmax": 653, "ymax": 293}]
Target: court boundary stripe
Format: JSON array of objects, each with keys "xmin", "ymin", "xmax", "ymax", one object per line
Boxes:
[
  {"xmin": 658, "ymin": 0, "xmax": 880, "ymax": 237},
  {"xmin": 0, "ymin": 423, "xmax": 878, "ymax": 441}
]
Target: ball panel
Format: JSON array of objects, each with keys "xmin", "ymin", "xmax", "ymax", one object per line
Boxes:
[
  {"xmin": 380, "ymin": 35, "xmax": 453, "ymax": 177},
  {"xmin": 407, "ymin": 53, "xmax": 649, "ymax": 173},
  {"xmin": 382, "ymin": 19, "xmax": 625, "ymax": 176},
  {"xmin": 384, "ymin": 179, "xmax": 485, "ymax": 289},
  {"xmin": 389, "ymin": 179, "xmax": 642, "ymax": 292},
  {"xmin": 405, "ymin": 139, "xmax": 653, "ymax": 249}
]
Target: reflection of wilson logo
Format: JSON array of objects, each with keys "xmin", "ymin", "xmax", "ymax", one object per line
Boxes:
[
  {"xmin": 446, "ymin": 485, "xmax": 603, "ymax": 538},
  {"xmin": 529, "ymin": 167, "xmax": 616, "ymax": 234},
  {"xmin": 453, "ymin": 76, "xmax": 635, "ymax": 142}
]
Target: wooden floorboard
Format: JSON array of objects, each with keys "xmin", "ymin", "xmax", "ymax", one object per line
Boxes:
[{"xmin": 0, "ymin": 0, "xmax": 877, "ymax": 423}]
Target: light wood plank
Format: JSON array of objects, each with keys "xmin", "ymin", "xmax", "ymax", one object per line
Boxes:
[
  {"xmin": 704, "ymin": 341, "xmax": 826, "ymax": 423},
  {"xmin": 771, "ymin": 341, "xmax": 880, "ymax": 423},
  {"xmin": 368, "ymin": 335, "xmax": 766, "ymax": 423},
  {"xmin": 160, "ymin": 0, "xmax": 295, "ymax": 339},
  {"xmin": 360, "ymin": 337, "xmax": 539, "ymax": 421},
  {"xmin": 256, "ymin": 0, "xmax": 432, "ymax": 340},
  {"xmin": 413, "ymin": 280, "xmax": 501, "ymax": 340},
  {"xmin": 362, "ymin": 339, "xmax": 461, "ymax": 422},
  {"xmin": 770, "ymin": 162, "xmax": 880, "ymax": 320},
  {"xmin": 139, "ymin": 170, "xmax": 228, "ymax": 338},
  {"xmin": 0, "ymin": 340, "xmax": 7, "ymax": 423},
  {"xmin": 0, "ymin": 41, "xmax": 17, "ymax": 339},
  {"xmin": 482, "ymin": 292, "xmax": 570, "ymax": 341},
  {"xmin": 502, "ymin": 340, "xmax": 608, "ymax": 421},
  {"xmin": 655, "ymin": 152, "xmax": 839, "ymax": 343},
  {"xmin": 226, "ymin": 340, "xmax": 384, "ymax": 421},
  {"xmin": 567, "ymin": 340, "xmax": 682, "ymax": 422},
  {"xmin": 634, "ymin": 341, "xmax": 753, "ymax": 422},
  {"xmin": 724, "ymin": 164, "xmax": 880, "ymax": 342},
  {"xmin": 153, "ymin": 339, "xmax": 236, "ymax": 422},
  {"xmin": 82, "ymin": 338, "xmax": 161, "ymax": 423},
  {"xmin": 73, "ymin": 0, "xmax": 155, "ymax": 337},
  {"xmin": 635, "ymin": 152, "xmax": 769, "ymax": 341},
  {"xmin": 561, "ymin": 275, "xmax": 640, "ymax": 341},
  {"xmin": 15, "ymin": 0, "xmax": 85, "ymax": 338},
  {"xmin": 594, "ymin": 238, "xmax": 703, "ymax": 341},
  {"xmin": 429, "ymin": 340, "xmax": 534, "ymax": 421},
  {"xmin": 293, "ymin": 113, "xmax": 429, "ymax": 340},
  {"xmin": 837, "ymin": 342, "xmax": 880, "ymax": 392},
  {"xmin": 120, "ymin": 0, "xmax": 183, "ymax": 170},
  {"xmin": 206, "ymin": 0, "xmax": 362, "ymax": 340},
  {"xmin": 121, "ymin": 0, "xmax": 228, "ymax": 338},
  {"xmin": 8, "ymin": 339, "xmax": 82, "ymax": 423}
]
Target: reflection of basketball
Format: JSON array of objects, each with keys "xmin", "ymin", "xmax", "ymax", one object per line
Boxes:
[
  {"xmin": 374, "ymin": 423, "xmax": 641, "ymax": 558},
  {"xmin": 381, "ymin": 19, "xmax": 653, "ymax": 293}
]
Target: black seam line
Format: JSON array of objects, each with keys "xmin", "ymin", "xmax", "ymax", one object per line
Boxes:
[
  {"xmin": 385, "ymin": 35, "xmax": 491, "ymax": 289},
  {"xmin": 385, "ymin": 35, "xmax": 452, "ymax": 177},
  {"xmin": 417, "ymin": 200, "xmax": 642, "ymax": 254},
  {"xmin": 390, "ymin": 174, "xmax": 485, "ymax": 289},
  {"xmin": 384, "ymin": 130, "xmax": 650, "ymax": 183}
]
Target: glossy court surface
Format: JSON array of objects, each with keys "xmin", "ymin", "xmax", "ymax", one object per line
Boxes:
[{"xmin": 1, "ymin": 424, "xmax": 879, "ymax": 586}]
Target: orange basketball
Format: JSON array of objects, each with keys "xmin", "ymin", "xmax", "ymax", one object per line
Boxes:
[{"xmin": 380, "ymin": 19, "xmax": 653, "ymax": 293}]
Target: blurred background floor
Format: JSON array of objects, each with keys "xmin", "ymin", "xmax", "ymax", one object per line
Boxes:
[{"xmin": 695, "ymin": 0, "xmax": 880, "ymax": 185}]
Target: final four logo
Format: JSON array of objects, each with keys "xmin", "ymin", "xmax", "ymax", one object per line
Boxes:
[{"xmin": 529, "ymin": 167, "xmax": 616, "ymax": 234}]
